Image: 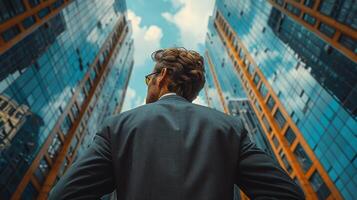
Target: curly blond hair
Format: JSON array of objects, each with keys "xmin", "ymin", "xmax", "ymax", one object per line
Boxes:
[{"xmin": 151, "ymin": 48, "xmax": 206, "ymax": 102}]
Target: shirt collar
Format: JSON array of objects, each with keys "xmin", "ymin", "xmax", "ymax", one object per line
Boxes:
[{"xmin": 158, "ymin": 92, "xmax": 177, "ymax": 100}]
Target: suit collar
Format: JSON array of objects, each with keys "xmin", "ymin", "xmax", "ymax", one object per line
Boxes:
[
  {"xmin": 157, "ymin": 94, "xmax": 189, "ymax": 102},
  {"xmin": 158, "ymin": 92, "xmax": 177, "ymax": 100}
]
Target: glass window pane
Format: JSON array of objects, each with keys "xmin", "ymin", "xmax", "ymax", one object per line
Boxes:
[
  {"xmin": 272, "ymin": 135, "xmax": 280, "ymax": 148},
  {"xmin": 274, "ymin": 109, "xmax": 286, "ymax": 129},
  {"xmin": 304, "ymin": 0, "xmax": 315, "ymax": 8},
  {"xmin": 47, "ymin": 134, "xmax": 62, "ymax": 160},
  {"xmin": 253, "ymin": 74, "xmax": 260, "ymax": 85},
  {"xmin": 1, "ymin": 25, "xmax": 21, "ymax": 42},
  {"xmin": 71, "ymin": 103, "xmax": 79, "ymax": 119},
  {"xmin": 309, "ymin": 171, "xmax": 331, "ymax": 199},
  {"xmin": 319, "ymin": 0, "xmax": 335, "ymax": 16},
  {"xmin": 22, "ymin": 16, "xmax": 36, "ymax": 29},
  {"xmin": 28, "ymin": 0, "xmax": 41, "ymax": 7},
  {"xmin": 286, "ymin": 3, "xmax": 301, "ymax": 16},
  {"xmin": 262, "ymin": 115, "xmax": 272, "ymax": 133},
  {"xmin": 339, "ymin": 34, "xmax": 357, "ymax": 52},
  {"xmin": 37, "ymin": 7, "xmax": 50, "ymax": 19},
  {"xmin": 284, "ymin": 127, "xmax": 296, "ymax": 145},
  {"xmin": 280, "ymin": 151, "xmax": 292, "ymax": 173},
  {"xmin": 34, "ymin": 158, "xmax": 50, "ymax": 184},
  {"xmin": 259, "ymin": 83, "xmax": 268, "ymax": 98},
  {"xmin": 303, "ymin": 13, "xmax": 316, "ymax": 25},
  {"xmin": 267, "ymin": 96, "xmax": 275, "ymax": 110},
  {"xmin": 61, "ymin": 115, "xmax": 73, "ymax": 135},
  {"xmin": 294, "ymin": 144, "xmax": 312, "ymax": 172},
  {"xmin": 319, "ymin": 22, "xmax": 336, "ymax": 38}
]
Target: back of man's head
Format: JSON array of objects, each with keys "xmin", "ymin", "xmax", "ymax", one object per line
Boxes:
[{"xmin": 151, "ymin": 48, "xmax": 206, "ymax": 102}]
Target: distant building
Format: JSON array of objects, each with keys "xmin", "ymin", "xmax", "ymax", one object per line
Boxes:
[
  {"xmin": 0, "ymin": 95, "xmax": 30, "ymax": 150},
  {"xmin": 0, "ymin": 0, "xmax": 133, "ymax": 198}
]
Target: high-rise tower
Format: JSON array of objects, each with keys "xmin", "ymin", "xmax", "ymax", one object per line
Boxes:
[
  {"xmin": 204, "ymin": 0, "xmax": 356, "ymax": 199},
  {"xmin": 0, "ymin": 0, "xmax": 134, "ymax": 199}
]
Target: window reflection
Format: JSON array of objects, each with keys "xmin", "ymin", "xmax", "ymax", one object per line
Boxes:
[
  {"xmin": 294, "ymin": 144, "xmax": 312, "ymax": 172},
  {"xmin": 34, "ymin": 158, "xmax": 50, "ymax": 184},
  {"xmin": 48, "ymin": 134, "xmax": 62, "ymax": 160},
  {"xmin": 274, "ymin": 109, "xmax": 286, "ymax": 129},
  {"xmin": 280, "ymin": 151, "xmax": 292, "ymax": 173},
  {"xmin": 309, "ymin": 171, "xmax": 331, "ymax": 200},
  {"xmin": 284, "ymin": 127, "xmax": 296, "ymax": 145}
]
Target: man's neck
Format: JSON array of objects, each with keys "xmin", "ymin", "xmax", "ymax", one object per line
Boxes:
[{"xmin": 159, "ymin": 92, "xmax": 177, "ymax": 100}]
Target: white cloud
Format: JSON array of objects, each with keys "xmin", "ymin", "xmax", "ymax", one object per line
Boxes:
[
  {"xmin": 121, "ymin": 87, "xmax": 145, "ymax": 112},
  {"xmin": 127, "ymin": 10, "xmax": 163, "ymax": 66},
  {"xmin": 161, "ymin": 0, "xmax": 215, "ymax": 50}
]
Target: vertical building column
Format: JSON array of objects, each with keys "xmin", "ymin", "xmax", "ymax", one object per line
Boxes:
[{"xmin": 205, "ymin": 52, "xmax": 229, "ymax": 114}]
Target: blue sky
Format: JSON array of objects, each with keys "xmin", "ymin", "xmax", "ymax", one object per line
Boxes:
[{"xmin": 121, "ymin": 0, "xmax": 215, "ymax": 111}]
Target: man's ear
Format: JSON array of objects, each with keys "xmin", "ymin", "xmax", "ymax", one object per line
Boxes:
[{"xmin": 158, "ymin": 68, "xmax": 168, "ymax": 87}]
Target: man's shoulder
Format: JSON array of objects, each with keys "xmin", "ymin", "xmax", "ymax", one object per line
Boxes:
[
  {"xmin": 189, "ymin": 104, "xmax": 245, "ymax": 134},
  {"xmin": 119, "ymin": 101, "xmax": 234, "ymax": 119},
  {"xmin": 105, "ymin": 103, "xmax": 149, "ymax": 123},
  {"xmin": 189, "ymin": 103, "xmax": 237, "ymax": 121},
  {"xmin": 105, "ymin": 101, "xmax": 242, "ymax": 132}
]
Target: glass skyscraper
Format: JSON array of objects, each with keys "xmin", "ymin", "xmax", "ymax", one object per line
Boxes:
[
  {"xmin": 204, "ymin": 0, "xmax": 356, "ymax": 199},
  {"xmin": 0, "ymin": 0, "xmax": 133, "ymax": 199}
]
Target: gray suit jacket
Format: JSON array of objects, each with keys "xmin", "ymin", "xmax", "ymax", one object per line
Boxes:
[{"xmin": 49, "ymin": 95, "xmax": 305, "ymax": 200}]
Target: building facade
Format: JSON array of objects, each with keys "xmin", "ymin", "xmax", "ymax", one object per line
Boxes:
[
  {"xmin": 204, "ymin": 0, "xmax": 356, "ymax": 199},
  {"xmin": 228, "ymin": 99, "xmax": 276, "ymax": 159},
  {"xmin": 0, "ymin": 0, "xmax": 134, "ymax": 199}
]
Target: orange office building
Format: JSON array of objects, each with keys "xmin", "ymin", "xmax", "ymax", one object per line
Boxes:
[{"xmin": 203, "ymin": 0, "xmax": 356, "ymax": 199}]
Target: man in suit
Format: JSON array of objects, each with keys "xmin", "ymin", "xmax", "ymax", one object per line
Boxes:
[{"xmin": 49, "ymin": 48, "xmax": 305, "ymax": 199}]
